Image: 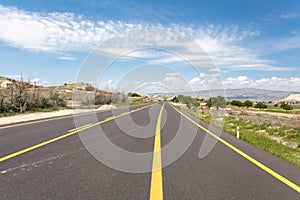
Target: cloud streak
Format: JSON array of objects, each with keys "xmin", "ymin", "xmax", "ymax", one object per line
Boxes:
[
  {"xmin": 0, "ymin": 4, "xmax": 292, "ymax": 72},
  {"xmin": 0, "ymin": 5, "xmax": 144, "ymax": 52},
  {"xmin": 189, "ymin": 75, "xmax": 300, "ymax": 91},
  {"xmin": 281, "ymin": 13, "xmax": 298, "ymax": 19}
]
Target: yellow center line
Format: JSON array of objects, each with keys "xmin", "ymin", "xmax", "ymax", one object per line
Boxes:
[
  {"xmin": 150, "ymin": 103, "xmax": 165, "ymax": 200},
  {"xmin": 170, "ymin": 103, "xmax": 300, "ymax": 193},
  {"xmin": 0, "ymin": 104, "xmax": 153, "ymax": 163},
  {"xmin": 68, "ymin": 123, "xmax": 93, "ymax": 132}
]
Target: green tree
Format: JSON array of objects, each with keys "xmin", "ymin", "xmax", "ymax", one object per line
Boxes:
[
  {"xmin": 171, "ymin": 96, "xmax": 179, "ymax": 102},
  {"xmin": 254, "ymin": 102, "xmax": 267, "ymax": 109},
  {"xmin": 177, "ymin": 95, "xmax": 200, "ymax": 108},
  {"xmin": 230, "ymin": 100, "xmax": 243, "ymax": 107},
  {"xmin": 243, "ymin": 100, "xmax": 253, "ymax": 108},
  {"xmin": 280, "ymin": 103, "xmax": 293, "ymax": 110},
  {"xmin": 128, "ymin": 92, "xmax": 140, "ymax": 97},
  {"xmin": 207, "ymin": 96, "xmax": 226, "ymax": 110}
]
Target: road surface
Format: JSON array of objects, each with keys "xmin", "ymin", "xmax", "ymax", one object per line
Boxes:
[{"xmin": 0, "ymin": 103, "xmax": 299, "ymax": 199}]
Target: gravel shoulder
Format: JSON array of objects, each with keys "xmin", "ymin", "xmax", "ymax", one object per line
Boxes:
[{"xmin": 0, "ymin": 105, "xmax": 117, "ymax": 125}]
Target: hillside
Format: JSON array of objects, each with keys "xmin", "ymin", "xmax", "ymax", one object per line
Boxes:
[{"xmin": 0, "ymin": 76, "xmax": 108, "ymax": 107}]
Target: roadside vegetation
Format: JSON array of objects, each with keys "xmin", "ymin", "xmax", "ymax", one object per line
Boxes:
[
  {"xmin": 78, "ymin": 91, "xmax": 146, "ymax": 108},
  {"xmin": 127, "ymin": 92, "xmax": 141, "ymax": 97},
  {"xmin": 0, "ymin": 78, "xmax": 66, "ymax": 117},
  {"xmin": 0, "ymin": 76, "xmax": 146, "ymax": 117},
  {"xmin": 171, "ymin": 95, "xmax": 300, "ymax": 167},
  {"xmin": 171, "ymin": 95, "xmax": 200, "ymax": 108}
]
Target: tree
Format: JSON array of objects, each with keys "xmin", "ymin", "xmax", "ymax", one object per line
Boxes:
[
  {"xmin": 177, "ymin": 95, "xmax": 200, "ymax": 108},
  {"xmin": 95, "ymin": 93, "xmax": 111, "ymax": 105},
  {"xmin": 128, "ymin": 92, "xmax": 140, "ymax": 97},
  {"xmin": 230, "ymin": 100, "xmax": 243, "ymax": 107},
  {"xmin": 171, "ymin": 96, "xmax": 179, "ymax": 102},
  {"xmin": 254, "ymin": 102, "xmax": 267, "ymax": 109},
  {"xmin": 243, "ymin": 100, "xmax": 253, "ymax": 108},
  {"xmin": 207, "ymin": 96, "xmax": 226, "ymax": 110}
]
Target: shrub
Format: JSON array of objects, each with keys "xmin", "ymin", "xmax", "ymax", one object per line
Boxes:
[
  {"xmin": 280, "ymin": 103, "xmax": 293, "ymax": 110},
  {"xmin": 111, "ymin": 92, "xmax": 127, "ymax": 103},
  {"xmin": 254, "ymin": 102, "xmax": 267, "ymax": 109},
  {"xmin": 85, "ymin": 85, "xmax": 95, "ymax": 91},
  {"xmin": 40, "ymin": 96, "xmax": 51, "ymax": 108},
  {"xmin": 50, "ymin": 90, "xmax": 66, "ymax": 107},
  {"xmin": 178, "ymin": 95, "xmax": 200, "ymax": 108},
  {"xmin": 230, "ymin": 100, "xmax": 243, "ymax": 107},
  {"xmin": 171, "ymin": 96, "xmax": 179, "ymax": 102},
  {"xmin": 128, "ymin": 92, "xmax": 141, "ymax": 97},
  {"xmin": 95, "ymin": 94, "xmax": 111, "ymax": 105},
  {"xmin": 243, "ymin": 100, "xmax": 253, "ymax": 108},
  {"xmin": 0, "ymin": 95, "xmax": 9, "ymax": 113},
  {"xmin": 207, "ymin": 96, "xmax": 226, "ymax": 110}
]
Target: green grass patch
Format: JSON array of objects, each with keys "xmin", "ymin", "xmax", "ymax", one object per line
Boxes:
[{"xmin": 179, "ymin": 106, "xmax": 300, "ymax": 167}]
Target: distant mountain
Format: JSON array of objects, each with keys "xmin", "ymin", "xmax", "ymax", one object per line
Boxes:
[{"xmin": 187, "ymin": 88, "xmax": 300, "ymax": 102}]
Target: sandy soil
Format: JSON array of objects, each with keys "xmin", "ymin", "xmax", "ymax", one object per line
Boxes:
[
  {"xmin": 0, "ymin": 105, "xmax": 117, "ymax": 125},
  {"xmin": 227, "ymin": 106, "xmax": 300, "ymax": 128}
]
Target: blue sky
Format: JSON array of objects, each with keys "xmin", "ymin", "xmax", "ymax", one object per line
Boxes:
[{"xmin": 0, "ymin": 0, "xmax": 299, "ymax": 92}]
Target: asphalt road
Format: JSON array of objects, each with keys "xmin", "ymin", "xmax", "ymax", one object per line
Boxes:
[{"xmin": 0, "ymin": 103, "xmax": 299, "ymax": 199}]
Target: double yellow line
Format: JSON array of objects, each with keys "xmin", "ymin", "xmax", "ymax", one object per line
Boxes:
[
  {"xmin": 0, "ymin": 104, "xmax": 152, "ymax": 163},
  {"xmin": 150, "ymin": 103, "xmax": 165, "ymax": 200}
]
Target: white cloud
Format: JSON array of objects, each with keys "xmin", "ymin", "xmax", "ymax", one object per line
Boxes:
[
  {"xmin": 188, "ymin": 75, "xmax": 300, "ymax": 91},
  {"xmin": 281, "ymin": 13, "xmax": 298, "ymax": 19},
  {"xmin": 188, "ymin": 73, "xmax": 222, "ymax": 91},
  {"xmin": 97, "ymin": 80, "xmax": 115, "ymax": 91},
  {"xmin": 0, "ymin": 5, "xmax": 292, "ymax": 72},
  {"xmin": 6, "ymin": 74, "xmax": 49, "ymax": 86},
  {"xmin": 252, "ymin": 28, "xmax": 300, "ymax": 53},
  {"xmin": 0, "ymin": 5, "xmax": 143, "ymax": 52},
  {"xmin": 224, "ymin": 76, "xmax": 300, "ymax": 91},
  {"xmin": 58, "ymin": 56, "xmax": 77, "ymax": 60}
]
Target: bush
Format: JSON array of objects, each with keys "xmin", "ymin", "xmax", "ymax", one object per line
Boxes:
[
  {"xmin": 243, "ymin": 100, "xmax": 253, "ymax": 108},
  {"xmin": 128, "ymin": 92, "xmax": 141, "ymax": 97},
  {"xmin": 280, "ymin": 103, "xmax": 293, "ymax": 110},
  {"xmin": 50, "ymin": 90, "xmax": 66, "ymax": 107},
  {"xmin": 0, "ymin": 89, "xmax": 66, "ymax": 114},
  {"xmin": 95, "ymin": 93, "xmax": 111, "ymax": 105},
  {"xmin": 207, "ymin": 96, "xmax": 226, "ymax": 110},
  {"xmin": 40, "ymin": 96, "xmax": 51, "ymax": 108},
  {"xmin": 230, "ymin": 100, "xmax": 253, "ymax": 108},
  {"xmin": 171, "ymin": 96, "xmax": 179, "ymax": 102},
  {"xmin": 178, "ymin": 95, "xmax": 200, "ymax": 108},
  {"xmin": 85, "ymin": 85, "xmax": 95, "ymax": 91},
  {"xmin": 0, "ymin": 95, "xmax": 9, "ymax": 113},
  {"xmin": 231, "ymin": 100, "xmax": 244, "ymax": 107},
  {"xmin": 111, "ymin": 92, "xmax": 127, "ymax": 103},
  {"xmin": 254, "ymin": 102, "xmax": 267, "ymax": 109}
]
